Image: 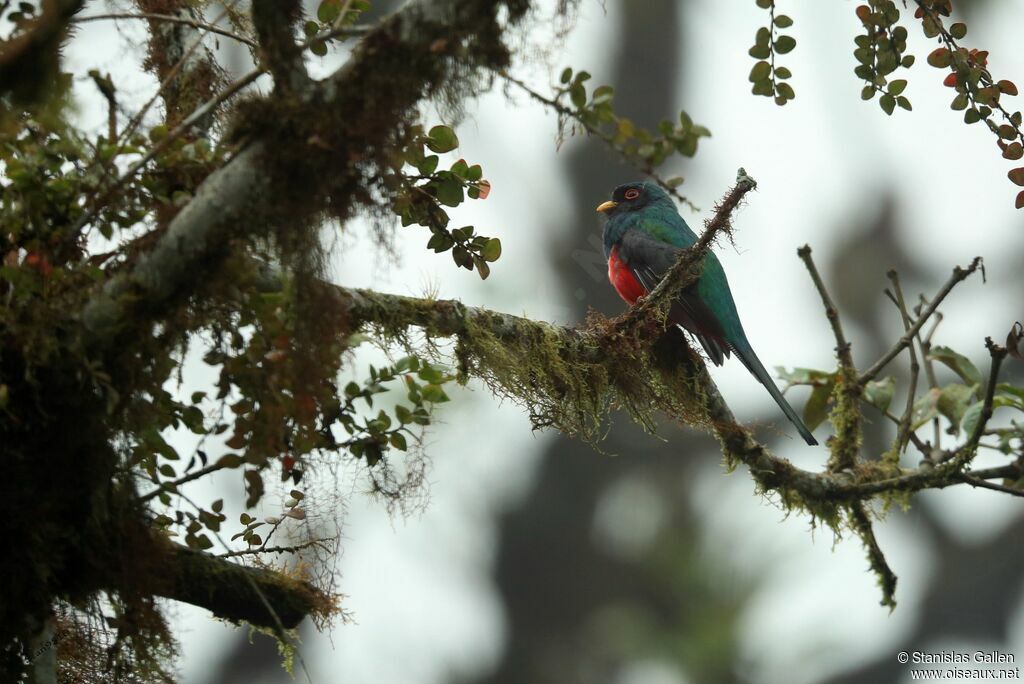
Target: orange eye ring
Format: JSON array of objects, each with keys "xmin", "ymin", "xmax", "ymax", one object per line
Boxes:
[{"xmin": 624, "ymin": 188, "xmax": 640, "ymax": 200}]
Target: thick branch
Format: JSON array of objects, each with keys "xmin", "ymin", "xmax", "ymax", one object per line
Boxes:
[
  {"xmin": 251, "ymin": 0, "xmax": 309, "ymax": 95},
  {"xmin": 153, "ymin": 539, "xmax": 327, "ymax": 629},
  {"xmin": 319, "ymin": 282, "xmax": 1023, "ymax": 507}
]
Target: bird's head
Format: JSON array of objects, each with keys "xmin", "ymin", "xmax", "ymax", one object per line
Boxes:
[{"xmin": 595, "ymin": 181, "xmax": 672, "ymax": 217}]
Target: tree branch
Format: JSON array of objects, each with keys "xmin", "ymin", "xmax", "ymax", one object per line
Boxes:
[
  {"xmin": 73, "ymin": 11, "xmax": 258, "ymax": 49},
  {"xmin": 315, "ymin": 281, "xmax": 1019, "ymax": 507},
  {"xmin": 859, "ymin": 257, "xmax": 983, "ymax": 385},
  {"xmin": 251, "ymin": 0, "xmax": 309, "ymax": 95},
  {"xmin": 153, "ymin": 539, "xmax": 329, "ymax": 629}
]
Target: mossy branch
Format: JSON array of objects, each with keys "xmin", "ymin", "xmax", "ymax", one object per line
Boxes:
[
  {"xmin": 153, "ymin": 539, "xmax": 330, "ymax": 629},
  {"xmin": 321, "ymin": 282, "xmax": 1019, "ymax": 503}
]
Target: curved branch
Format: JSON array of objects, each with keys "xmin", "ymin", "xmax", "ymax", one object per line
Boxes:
[{"xmin": 73, "ymin": 12, "xmax": 258, "ymax": 49}]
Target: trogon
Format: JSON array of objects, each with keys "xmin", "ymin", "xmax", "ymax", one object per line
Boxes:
[{"xmin": 597, "ymin": 181, "xmax": 818, "ymax": 446}]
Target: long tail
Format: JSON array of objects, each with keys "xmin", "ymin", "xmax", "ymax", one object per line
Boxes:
[{"xmin": 730, "ymin": 340, "xmax": 818, "ymax": 446}]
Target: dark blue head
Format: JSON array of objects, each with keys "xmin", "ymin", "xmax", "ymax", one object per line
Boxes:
[{"xmin": 595, "ymin": 181, "xmax": 673, "ymax": 218}]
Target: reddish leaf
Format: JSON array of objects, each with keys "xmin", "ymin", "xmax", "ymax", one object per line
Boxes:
[
  {"xmin": 1017, "ymin": 190, "xmax": 1024, "ymax": 209},
  {"xmin": 1009, "ymin": 167, "xmax": 1024, "ymax": 186},
  {"xmin": 943, "ymin": 73, "xmax": 958, "ymax": 87},
  {"xmin": 927, "ymin": 48, "xmax": 952, "ymax": 68},
  {"xmin": 998, "ymin": 80, "xmax": 1019, "ymax": 96},
  {"xmin": 1003, "ymin": 142, "xmax": 1023, "ymax": 160},
  {"xmin": 856, "ymin": 4, "xmax": 871, "ymax": 23}
]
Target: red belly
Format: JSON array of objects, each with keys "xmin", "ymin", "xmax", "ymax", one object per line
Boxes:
[{"xmin": 608, "ymin": 246, "xmax": 647, "ymax": 305}]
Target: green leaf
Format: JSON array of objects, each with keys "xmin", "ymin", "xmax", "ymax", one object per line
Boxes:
[
  {"xmin": 389, "ymin": 432, "xmax": 408, "ymax": 451},
  {"xmin": 560, "ymin": 67, "xmax": 572, "ymax": 84},
  {"xmin": 774, "ymin": 14, "xmax": 793, "ymax": 28},
  {"xmin": 426, "ymin": 125, "xmax": 459, "ymax": 153},
  {"xmin": 950, "ymin": 22, "xmax": 967, "ymax": 39},
  {"xmin": 481, "ymin": 237, "xmax": 502, "ymax": 262},
  {"xmin": 911, "ymin": 388, "xmax": 941, "ymax": 430},
  {"xmin": 776, "ymin": 367, "xmax": 835, "ymax": 389},
  {"xmin": 417, "ymin": 155, "xmax": 439, "ymax": 175},
  {"xmin": 749, "ymin": 44, "xmax": 771, "ymax": 59},
  {"xmin": 774, "ymin": 66, "xmax": 792, "ymax": 80},
  {"xmin": 774, "ymin": 35, "xmax": 796, "ymax": 54},
  {"xmin": 749, "ymin": 60, "xmax": 771, "ymax": 83},
  {"xmin": 937, "ymin": 383, "xmax": 978, "ymax": 430},
  {"xmin": 436, "ymin": 178, "xmax": 464, "ymax": 207},
  {"xmin": 887, "ymin": 79, "xmax": 907, "ymax": 96},
  {"xmin": 570, "ymin": 82, "xmax": 586, "ymax": 109},
  {"xmin": 775, "ymin": 82, "xmax": 795, "ymax": 100},
  {"xmin": 864, "ymin": 377, "xmax": 896, "ymax": 413},
  {"xmin": 318, "ymin": 0, "xmax": 341, "ymax": 22},
  {"xmin": 960, "ymin": 401, "xmax": 984, "ymax": 436},
  {"xmin": 862, "ymin": 85, "xmax": 876, "ymax": 100},
  {"xmin": 880, "ymin": 94, "xmax": 896, "ymax": 115},
  {"xmin": 897, "ymin": 96, "xmax": 912, "ymax": 111},
  {"xmin": 803, "ymin": 382, "xmax": 834, "ymax": 431},
  {"xmin": 928, "ymin": 346, "xmax": 983, "ymax": 390},
  {"xmin": 421, "ymin": 384, "xmax": 450, "ymax": 403}
]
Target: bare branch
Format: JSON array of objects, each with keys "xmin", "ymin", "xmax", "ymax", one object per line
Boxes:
[
  {"xmin": 73, "ymin": 11, "xmax": 258, "ymax": 49},
  {"xmin": 859, "ymin": 257, "xmax": 983, "ymax": 385},
  {"xmin": 886, "ymin": 271, "xmax": 926, "ymax": 458}
]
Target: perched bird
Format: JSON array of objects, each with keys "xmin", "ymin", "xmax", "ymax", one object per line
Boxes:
[{"xmin": 597, "ymin": 181, "xmax": 818, "ymax": 446}]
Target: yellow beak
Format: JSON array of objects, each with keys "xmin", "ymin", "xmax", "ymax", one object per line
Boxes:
[{"xmin": 595, "ymin": 200, "xmax": 618, "ymax": 213}]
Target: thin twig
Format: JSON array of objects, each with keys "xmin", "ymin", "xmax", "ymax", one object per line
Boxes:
[
  {"xmin": 73, "ymin": 11, "xmax": 258, "ymax": 48},
  {"xmin": 859, "ymin": 257, "xmax": 983, "ymax": 385},
  {"xmin": 799, "ymin": 245, "xmax": 854, "ymax": 372},
  {"xmin": 496, "ymin": 70, "xmax": 699, "ymax": 211},
  {"xmin": 886, "ymin": 271, "xmax": 925, "ymax": 457},
  {"xmin": 139, "ymin": 459, "xmax": 233, "ymax": 503},
  {"xmin": 915, "ymin": 296, "xmax": 943, "ymax": 451},
  {"xmin": 218, "ymin": 539, "xmax": 331, "ymax": 559},
  {"xmin": 958, "ymin": 474, "xmax": 1024, "ymax": 498},
  {"xmin": 849, "ymin": 502, "xmax": 897, "ymax": 608},
  {"xmin": 798, "ymin": 244, "xmax": 860, "ymax": 469},
  {"xmin": 949, "ymin": 337, "xmax": 1008, "ymax": 468}
]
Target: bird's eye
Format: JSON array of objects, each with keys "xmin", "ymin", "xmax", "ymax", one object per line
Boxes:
[{"xmin": 624, "ymin": 188, "xmax": 640, "ymax": 200}]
